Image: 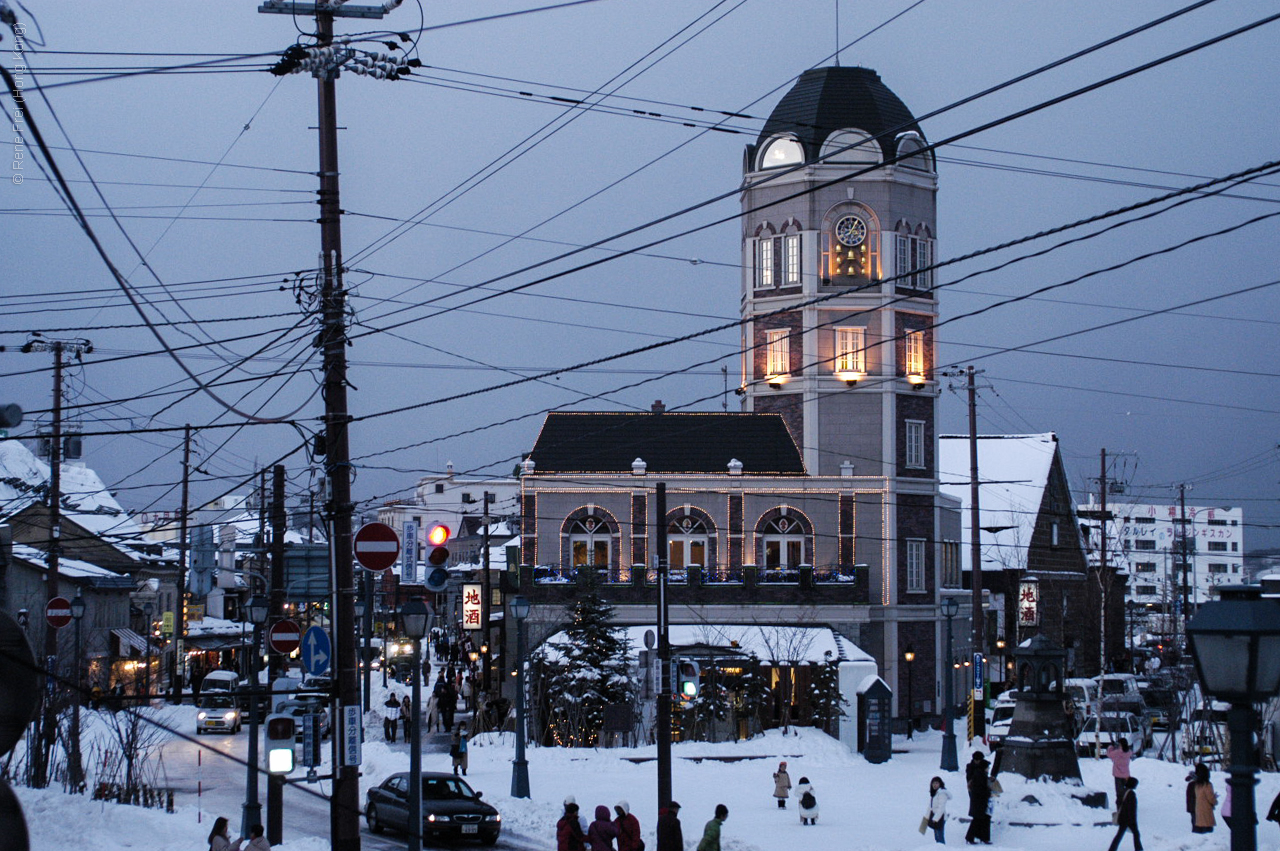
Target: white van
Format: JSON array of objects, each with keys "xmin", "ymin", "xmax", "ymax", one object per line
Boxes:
[{"xmin": 200, "ymin": 670, "xmax": 241, "ymax": 693}]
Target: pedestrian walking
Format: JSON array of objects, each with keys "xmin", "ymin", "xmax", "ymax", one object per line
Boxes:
[
  {"xmin": 424, "ymin": 690, "xmax": 439, "ymax": 733},
  {"xmin": 656, "ymin": 801, "xmax": 683, "ymax": 851},
  {"xmin": 924, "ymin": 776, "xmax": 950, "ymax": 844},
  {"xmin": 207, "ymin": 817, "xmax": 243, "ymax": 851},
  {"xmin": 382, "ymin": 692, "xmax": 400, "ymax": 742},
  {"xmin": 772, "ymin": 760, "xmax": 792, "ymax": 809},
  {"xmin": 696, "ymin": 804, "xmax": 728, "ymax": 851},
  {"xmin": 588, "ymin": 804, "xmax": 620, "ymax": 851},
  {"xmin": 401, "ymin": 695, "xmax": 412, "ymax": 742},
  {"xmin": 450, "ymin": 725, "xmax": 469, "ymax": 775},
  {"xmin": 244, "ymin": 824, "xmax": 271, "ymax": 851},
  {"xmin": 441, "ymin": 678, "xmax": 458, "ymax": 730},
  {"xmin": 964, "ymin": 751, "xmax": 992, "ymax": 845},
  {"xmin": 1192, "ymin": 763, "xmax": 1216, "ymax": 834},
  {"xmin": 614, "ymin": 800, "xmax": 643, "ymax": 851},
  {"xmin": 1106, "ymin": 777, "xmax": 1142, "ymax": 851},
  {"xmin": 1107, "ymin": 738, "xmax": 1133, "ymax": 806},
  {"xmin": 1265, "ymin": 788, "xmax": 1280, "ymax": 833},
  {"xmin": 795, "ymin": 777, "xmax": 818, "ymax": 825},
  {"xmin": 558, "ymin": 801, "xmax": 587, "ymax": 851}
]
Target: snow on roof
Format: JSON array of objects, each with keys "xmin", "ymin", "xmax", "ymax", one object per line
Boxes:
[
  {"xmin": 1, "ymin": 439, "xmax": 156, "ymax": 556},
  {"xmin": 938, "ymin": 434, "xmax": 1059, "ymax": 573},
  {"xmin": 539, "ymin": 623, "xmax": 873, "ymax": 665},
  {"xmin": 9, "ymin": 542, "xmax": 131, "ymax": 584},
  {"xmin": 187, "ymin": 616, "xmax": 249, "ymax": 637}
]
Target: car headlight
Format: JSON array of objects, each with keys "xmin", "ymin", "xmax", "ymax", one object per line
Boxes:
[
  {"xmin": 485, "ymin": 814, "xmax": 501, "ymax": 822},
  {"xmin": 224, "ymin": 712, "xmax": 238, "ymax": 721},
  {"xmin": 426, "ymin": 814, "xmax": 450, "ymax": 823},
  {"xmin": 197, "ymin": 711, "xmax": 208, "ymax": 720}
]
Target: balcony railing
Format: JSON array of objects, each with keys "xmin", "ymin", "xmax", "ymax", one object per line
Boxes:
[{"xmin": 813, "ymin": 563, "xmax": 857, "ymax": 584}]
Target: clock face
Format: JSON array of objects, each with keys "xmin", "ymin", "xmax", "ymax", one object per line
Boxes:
[{"xmin": 835, "ymin": 215, "xmax": 867, "ymax": 247}]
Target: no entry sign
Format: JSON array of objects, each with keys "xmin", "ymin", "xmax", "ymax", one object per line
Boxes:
[
  {"xmin": 353, "ymin": 522, "xmax": 400, "ymax": 572},
  {"xmin": 268, "ymin": 619, "xmax": 301, "ymax": 655},
  {"xmin": 45, "ymin": 597, "xmax": 73, "ymax": 629}
]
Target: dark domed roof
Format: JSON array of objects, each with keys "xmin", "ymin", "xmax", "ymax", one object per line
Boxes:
[{"xmin": 754, "ymin": 67, "xmax": 923, "ymax": 167}]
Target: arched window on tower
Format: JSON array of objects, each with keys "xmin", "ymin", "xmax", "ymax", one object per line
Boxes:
[
  {"xmin": 894, "ymin": 222, "xmax": 934, "ymax": 292},
  {"xmin": 758, "ymin": 135, "xmax": 804, "ymax": 170},
  {"xmin": 821, "ymin": 208, "xmax": 879, "ymax": 284}
]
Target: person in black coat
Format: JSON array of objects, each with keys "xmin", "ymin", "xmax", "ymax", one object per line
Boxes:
[
  {"xmin": 964, "ymin": 752, "xmax": 991, "ymax": 845},
  {"xmin": 1107, "ymin": 777, "xmax": 1142, "ymax": 851},
  {"xmin": 1266, "ymin": 789, "xmax": 1280, "ymax": 833},
  {"xmin": 656, "ymin": 801, "xmax": 683, "ymax": 851}
]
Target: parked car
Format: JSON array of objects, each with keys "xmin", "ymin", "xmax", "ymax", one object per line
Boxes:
[
  {"xmin": 1100, "ymin": 695, "xmax": 1154, "ymax": 748},
  {"xmin": 195, "ymin": 694, "xmax": 242, "ymax": 735},
  {"xmin": 1137, "ymin": 684, "xmax": 1177, "ymax": 730},
  {"xmin": 986, "ymin": 692, "xmax": 1018, "ymax": 747},
  {"xmin": 366, "ymin": 772, "xmax": 501, "ymax": 845},
  {"xmin": 274, "ymin": 698, "xmax": 331, "ymax": 741},
  {"xmin": 1181, "ymin": 701, "xmax": 1229, "ymax": 761},
  {"xmin": 1097, "ymin": 673, "xmax": 1141, "ymax": 699},
  {"xmin": 1075, "ymin": 713, "xmax": 1145, "ymax": 757},
  {"xmin": 199, "ymin": 670, "xmax": 241, "ymax": 695}
]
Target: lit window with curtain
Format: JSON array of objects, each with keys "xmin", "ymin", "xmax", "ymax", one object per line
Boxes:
[
  {"xmin": 904, "ymin": 329, "xmax": 925, "ymax": 376},
  {"xmin": 766, "ymin": 329, "xmax": 790, "ymax": 377},
  {"xmin": 834, "ymin": 327, "xmax": 865, "ymax": 373}
]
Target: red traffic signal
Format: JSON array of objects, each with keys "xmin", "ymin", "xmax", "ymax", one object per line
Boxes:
[{"xmin": 427, "ymin": 523, "xmax": 451, "ymax": 566}]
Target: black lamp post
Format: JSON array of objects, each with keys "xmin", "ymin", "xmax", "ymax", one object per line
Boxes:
[
  {"xmin": 401, "ymin": 597, "xmax": 430, "ymax": 851},
  {"xmin": 69, "ymin": 592, "xmax": 86, "ymax": 792},
  {"xmin": 940, "ymin": 597, "xmax": 959, "ymax": 771},
  {"xmin": 355, "ymin": 593, "xmax": 369, "ymax": 712},
  {"xmin": 509, "ymin": 595, "xmax": 530, "ymax": 798},
  {"xmin": 242, "ymin": 594, "xmax": 269, "ymax": 837},
  {"xmin": 1186, "ymin": 586, "xmax": 1280, "ymax": 851},
  {"xmin": 903, "ymin": 646, "xmax": 916, "ymax": 740}
]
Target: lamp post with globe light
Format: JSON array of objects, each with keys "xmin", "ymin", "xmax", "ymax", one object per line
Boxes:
[
  {"xmin": 69, "ymin": 592, "xmax": 86, "ymax": 791},
  {"xmin": 509, "ymin": 595, "xmax": 531, "ymax": 798},
  {"xmin": 401, "ymin": 597, "xmax": 430, "ymax": 851},
  {"xmin": 241, "ymin": 594, "xmax": 269, "ymax": 837},
  {"xmin": 940, "ymin": 597, "xmax": 960, "ymax": 771},
  {"xmin": 1186, "ymin": 586, "xmax": 1280, "ymax": 851}
]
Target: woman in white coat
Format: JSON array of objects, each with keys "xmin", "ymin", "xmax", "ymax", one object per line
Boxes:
[
  {"xmin": 795, "ymin": 777, "xmax": 819, "ymax": 826},
  {"xmin": 925, "ymin": 776, "xmax": 950, "ymax": 844}
]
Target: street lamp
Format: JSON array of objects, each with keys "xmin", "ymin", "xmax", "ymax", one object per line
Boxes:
[
  {"xmin": 903, "ymin": 646, "xmax": 916, "ymax": 740},
  {"xmin": 142, "ymin": 601, "xmax": 154, "ymax": 700},
  {"xmin": 242, "ymin": 594, "xmax": 269, "ymax": 837},
  {"xmin": 355, "ymin": 592, "xmax": 369, "ymax": 712},
  {"xmin": 940, "ymin": 597, "xmax": 960, "ymax": 771},
  {"xmin": 401, "ymin": 597, "xmax": 430, "ymax": 851},
  {"xmin": 69, "ymin": 592, "xmax": 86, "ymax": 792},
  {"xmin": 509, "ymin": 595, "xmax": 530, "ymax": 798},
  {"xmin": 1186, "ymin": 586, "xmax": 1280, "ymax": 851}
]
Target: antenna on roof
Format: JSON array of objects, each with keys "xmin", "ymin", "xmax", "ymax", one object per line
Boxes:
[{"xmin": 834, "ymin": 1, "xmax": 840, "ymax": 66}]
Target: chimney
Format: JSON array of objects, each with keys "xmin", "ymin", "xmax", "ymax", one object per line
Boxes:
[{"xmin": 651, "ymin": 400, "xmax": 665, "ymax": 414}]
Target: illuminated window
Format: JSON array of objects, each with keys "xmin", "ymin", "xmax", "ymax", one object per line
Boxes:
[
  {"xmin": 783, "ymin": 235, "xmax": 801, "ymax": 286},
  {"xmin": 905, "ymin": 420, "xmax": 925, "ymax": 469},
  {"xmin": 758, "ymin": 136, "xmax": 803, "ymax": 170},
  {"xmin": 834, "ymin": 327, "xmax": 865, "ymax": 374},
  {"xmin": 904, "ymin": 330, "xmax": 926, "ymax": 376},
  {"xmin": 766, "ymin": 329, "xmax": 790, "ymax": 377},
  {"xmin": 906, "ymin": 538, "xmax": 926, "ymax": 593},
  {"xmin": 941, "ymin": 541, "xmax": 961, "ymax": 588},
  {"xmin": 762, "ymin": 516, "xmax": 806, "ymax": 568},
  {"xmin": 668, "ymin": 515, "xmax": 709, "ymax": 572},
  {"xmin": 568, "ymin": 517, "xmax": 610, "ymax": 571}
]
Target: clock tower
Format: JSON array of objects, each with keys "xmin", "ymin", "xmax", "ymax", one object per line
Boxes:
[{"xmin": 740, "ymin": 66, "xmax": 938, "ymax": 482}]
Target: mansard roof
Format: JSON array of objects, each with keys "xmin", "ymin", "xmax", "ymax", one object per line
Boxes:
[{"xmin": 528, "ymin": 411, "xmax": 805, "ymax": 475}]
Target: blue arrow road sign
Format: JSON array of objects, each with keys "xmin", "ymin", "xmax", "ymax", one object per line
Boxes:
[{"xmin": 302, "ymin": 626, "xmax": 331, "ymax": 676}]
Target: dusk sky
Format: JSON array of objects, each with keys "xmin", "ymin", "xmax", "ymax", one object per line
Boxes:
[{"xmin": 3, "ymin": 1, "xmax": 1278, "ymax": 546}]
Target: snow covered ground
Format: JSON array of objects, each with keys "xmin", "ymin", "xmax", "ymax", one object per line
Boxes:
[{"xmin": 15, "ymin": 722, "xmax": 1280, "ymax": 850}]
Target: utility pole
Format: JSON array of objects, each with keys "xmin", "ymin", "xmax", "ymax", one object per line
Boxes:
[
  {"xmin": 1178, "ymin": 483, "xmax": 1191, "ymax": 642},
  {"xmin": 1099, "ymin": 448, "xmax": 1109, "ymax": 673},
  {"xmin": 268, "ymin": 464, "xmax": 286, "ymax": 846},
  {"xmin": 21, "ymin": 334, "xmax": 91, "ymax": 787},
  {"xmin": 963, "ymin": 366, "xmax": 985, "ymax": 739},
  {"xmin": 257, "ymin": 5, "xmax": 414, "ymax": 845},
  {"xmin": 481, "ymin": 491, "xmax": 492, "ymax": 696},
  {"xmin": 655, "ymin": 482, "xmax": 672, "ymax": 812},
  {"xmin": 174, "ymin": 424, "xmax": 192, "ymax": 704}
]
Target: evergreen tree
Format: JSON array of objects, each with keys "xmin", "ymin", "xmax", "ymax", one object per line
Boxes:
[
  {"xmin": 536, "ymin": 591, "xmax": 634, "ymax": 746},
  {"xmin": 810, "ymin": 659, "xmax": 848, "ymax": 733},
  {"xmin": 734, "ymin": 655, "xmax": 771, "ymax": 738}
]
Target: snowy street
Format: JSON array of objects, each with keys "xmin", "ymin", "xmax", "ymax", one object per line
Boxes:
[{"xmin": 16, "ymin": 710, "xmax": 1280, "ymax": 851}]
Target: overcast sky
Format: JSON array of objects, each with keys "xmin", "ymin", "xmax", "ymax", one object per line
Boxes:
[{"xmin": 3, "ymin": 1, "xmax": 1278, "ymax": 548}]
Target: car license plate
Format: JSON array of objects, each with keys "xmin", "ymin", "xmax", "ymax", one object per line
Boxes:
[
  {"xmin": 462, "ymin": 825, "xmax": 478, "ymax": 834},
  {"xmin": 205, "ymin": 720, "xmax": 219, "ymax": 726}
]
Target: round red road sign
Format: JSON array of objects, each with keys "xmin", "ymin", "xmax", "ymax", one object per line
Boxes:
[
  {"xmin": 45, "ymin": 597, "xmax": 73, "ymax": 629},
  {"xmin": 353, "ymin": 522, "xmax": 400, "ymax": 571},
  {"xmin": 268, "ymin": 619, "xmax": 302, "ymax": 654}
]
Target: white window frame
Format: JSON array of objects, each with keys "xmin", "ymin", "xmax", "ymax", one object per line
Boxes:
[
  {"xmin": 568, "ymin": 517, "xmax": 611, "ymax": 571},
  {"xmin": 895, "ymin": 233, "xmax": 934, "ymax": 290},
  {"xmin": 834, "ymin": 326, "xmax": 865, "ymax": 374},
  {"xmin": 755, "ymin": 238, "xmax": 775, "ymax": 289},
  {"xmin": 906, "ymin": 538, "xmax": 926, "ymax": 593},
  {"xmin": 783, "ymin": 234, "xmax": 801, "ymax": 286},
  {"xmin": 904, "ymin": 330, "xmax": 925, "ymax": 376},
  {"xmin": 766, "ymin": 329, "xmax": 790, "ymax": 377},
  {"xmin": 904, "ymin": 419, "xmax": 925, "ymax": 469}
]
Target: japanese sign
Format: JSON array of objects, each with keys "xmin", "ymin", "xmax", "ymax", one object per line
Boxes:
[
  {"xmin": 402, "ymin": 520, "xmax": 418, "ymax": 583},
  {"xmin": 1017, "ymin": 577, "xmax": 1040, "ymax": 627},
  {"xmin": 462, "ymin": 583, "xmax": 482, "ymax": 631}
]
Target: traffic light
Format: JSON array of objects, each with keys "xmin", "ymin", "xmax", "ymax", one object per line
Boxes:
[
  {"xmin": 265, "ymin": 714, "xmax": 296, "ymax": 775},
  {"xmin": 675, "ymin": 660, "xmax": 700, "ymax": 702},
  {"xmin": 426, "ymin": 523, "xmax": 451, "ymax": 566}
]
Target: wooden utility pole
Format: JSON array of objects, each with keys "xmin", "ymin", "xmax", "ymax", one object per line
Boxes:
[
  {"xmin": 1099, "ymin": 448, "xmax": 1108, "ymax": 673},
  {"xmin": 656, "ymin": 482, "xmax": 672, "ymax": 811},
  {"xmin": 964, "ymin": 366, "xmax": 985, "ymax": 738},
  {"xmin": 174, "ymin": 424, "xmax": 191, "ymax": 703}
]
